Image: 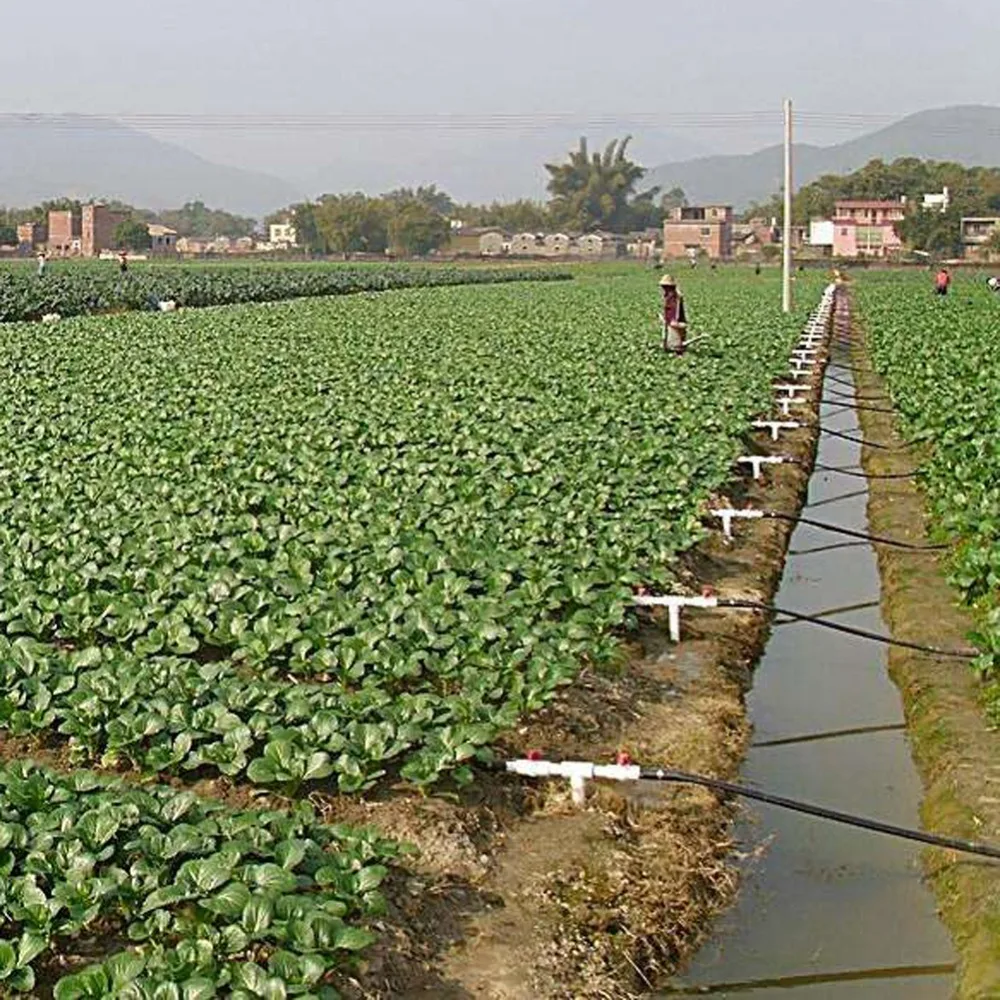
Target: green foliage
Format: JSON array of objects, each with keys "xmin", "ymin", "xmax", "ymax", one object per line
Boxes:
[
  {"xmin": 746, "ymin": 156, "xmax": 1000, "ymax": 235},
  {"xmin": 0, "ymin": 269, "xmax": 819, "ymax": 789},
  {"xmin": 0, "ymin": 760, "xmax": 396, "ymax": 995},
  {"xmin": 858, "ymin": 273, "xmax": 1000, "ymax": 695},
  {"xmin": 456, "ymin": 199, "xmax": 551, "ymax": 233},
  {"xmin": 115, "ymin": 219, "xmax": 153, "ymax": 253},
  {"xmin": 387, "ymin": 200, "xmax": 450, "ymax": 256},
  {"xmin": 0, "ymin": 225, "xmax": 16, "ymax": 246},
  {"xmin": 158, "ymin": 201, "xmax": 257, "ymax": 240},
  {"xmin": 545, "ymin": 137, "xmax": 660, "ymax": 233},
  {"xmin": 0, "ymin": 262, "xmax": 569, "ymax": 322}
]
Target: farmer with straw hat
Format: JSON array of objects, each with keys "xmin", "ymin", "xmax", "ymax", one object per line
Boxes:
[{"xmin": 660, "ymin": 273, "xmax": 688, "ymax": 354}]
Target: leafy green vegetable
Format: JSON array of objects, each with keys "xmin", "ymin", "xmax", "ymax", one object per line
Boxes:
[
  {"xmin": 0, "ymin": 269, "xmax": 818, "ymax": 788},
  {"xmin": 858, "ymin": 272, "xmax": 1000, "ymax": 696},
  {"xmin": 0, "ymin": 760, "xmax": 397, "ymax": 994},
  {"xmin": 0, "ymin": 260, "xmax": 569, "ymax": 322}
]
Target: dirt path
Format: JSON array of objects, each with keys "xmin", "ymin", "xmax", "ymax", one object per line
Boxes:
[{"xmin": 853, "ymin": 308, "xmax": 1000, "ymax": 1000}]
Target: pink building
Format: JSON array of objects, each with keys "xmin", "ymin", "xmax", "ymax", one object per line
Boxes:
[{"xmin": 831, "ymin": 199, "xmax": 906, "ymax": 258}]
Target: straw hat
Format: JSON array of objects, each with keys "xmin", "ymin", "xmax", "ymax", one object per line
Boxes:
[{"xmin": 659, "ymin": 273, "xmax": 676, "ymax": 287}]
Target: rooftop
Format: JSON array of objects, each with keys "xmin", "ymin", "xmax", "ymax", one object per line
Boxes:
[{"xmin": 834, "ymin": 199, "xmax": 905, "ymax": 209}]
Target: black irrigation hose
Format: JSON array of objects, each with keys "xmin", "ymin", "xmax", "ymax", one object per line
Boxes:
[
  {"xmin": 638, "ymin": 767, "xmax": 1000, "ymax": 860},
  {"xmin": 718, "ymin": 598, "xmax": 978, "ymax": 659},
  {"xmin": 821, "ymin": 399, "xmax": 897, "ymax": 414},
  {"xmin": 762, "ymin": 511, "xmax": 949, "ymax": 551},
  {"xmin": 820, "ymin": 426, "xmax": 908, "ymax": 452},
  {"xmin": 823, "ymin": 385, "xmax": 891, "ymax": 404},
  {"xmin": 828, "ymin": 362, "xmax": 876, "ymax": 375},
  {"xmin": 811, "ymin": 461, "xmax": 918, "ymax": 480}
]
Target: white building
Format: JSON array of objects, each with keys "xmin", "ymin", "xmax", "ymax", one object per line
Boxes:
[
  {"xmin": 922, "ymin": 187, "xmax": 950, "ymax": 213},
  {"xmin": 808, "ymin": 219, "xmax": 835, "ymax": 247},
  {"xmin": 269, "ymin": 222, "xmax": 297, "ymax": 248}
]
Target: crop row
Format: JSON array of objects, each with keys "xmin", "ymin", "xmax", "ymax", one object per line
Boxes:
[
  {"xmin": 0, "ymin": 262, "xmax": 569, "ymax": 322},
  {"xmin": 0, "ymin": 759, "xmax": 398, "ymax": 996},
  {"xmin": 0, "ymin": 271, "xmax": 820, "ymax": 789},
  {"xmin": 858, "ymin": 273, "xmax": 1000, "ymax": 703}
]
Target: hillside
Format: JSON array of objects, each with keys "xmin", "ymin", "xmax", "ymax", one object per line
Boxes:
[
  {"xmin": 0, "ymin": 115, "xmax": 302, "ymax": 218},
  {"xmin": 647, "ymin": 106, "xmax": 1000, "ymax": 208}
]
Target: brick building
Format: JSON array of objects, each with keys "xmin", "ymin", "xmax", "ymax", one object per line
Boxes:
[
  {"xmin": 663, "ymin": 205, "xmax": 733, "ymax": 259},
  {"xmin": 82, "ymin": 204, "xmax": 127, "ymax": 258},
  {"xmin": 16, "ymin": 222, "xmax": 47, "ymax": 249},
  {"xmin": 48, "ymin": 210, "xmax": 81, "ymax": 255}
]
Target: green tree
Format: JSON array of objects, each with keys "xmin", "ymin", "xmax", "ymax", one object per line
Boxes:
[
  {"xmin": 158, "ymin": 201, "xmax": 256, "ymax": 239},
  {"xmin": 382, "ymin": 185, "xmax": 455, "ymax": 217},
  {"xmin": 314, "ymin": 194, "xmax": 390, "ymax": 254},
  {"xmin": 388, "ymin": 200, "xmax": 449, "ymax": 256},
  {"xmin": 0, "ymin": 225, "xmax": 16, "ymax": 245},
  {"xmin": 898, "ymin": 206, "xmax": 963, "ymax": 257},
  {"xmin": 456, "ymin": 199, "xmax": 550, "ymax": 232},
  {"xmin": 288, "ymin": 202, "xmax": 324, "ymax": 253},
  {"xmin": 545, "ymin": 136, "xmax": 655, "ymax": 233},
  {"xmin": 114, "ymin": 219, "xmax": 152, "ymax": 252}
]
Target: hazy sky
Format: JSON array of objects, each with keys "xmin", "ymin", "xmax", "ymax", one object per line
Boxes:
[{"xmin": 4, "ymin": 0, "xmax": 999, "ymax": 200}]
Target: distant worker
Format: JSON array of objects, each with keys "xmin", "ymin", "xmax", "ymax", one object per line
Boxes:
[
  {"xmin": 36, "ymin": 251, "xmax": 47, "ymax": 277},
  {"xmin": 118, "ymin": 250, "xmax": 129, "ymax": 276},
  {"xmin": 934, "ymin": 267, "xmax": 951, "ymax": 296},
  {"xmin": 987, "ymin": 275, "xmax": 1000, "ymax": 295},
  {"xmin": 660, "ymin": 274, "xmax": 688, "ymax": 354},
  {"xmin": 755, "ymin": 262, "xmax": 762, "ymax": 276}
]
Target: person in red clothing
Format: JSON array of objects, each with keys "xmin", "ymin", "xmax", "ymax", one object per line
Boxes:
[
  {"xmin": 660, "ymin": 274, "xmax": 688, "ymax": 353},
  {"xmin": 934, "ymin": 267, "xmax": 951, "ymax": 296}
]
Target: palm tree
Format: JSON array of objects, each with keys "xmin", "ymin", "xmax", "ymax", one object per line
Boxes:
[{"xmin": 545, "ymin": 136, "xmax": 657, "ymax": 232}]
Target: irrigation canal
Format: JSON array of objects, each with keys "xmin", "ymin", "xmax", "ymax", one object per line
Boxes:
[{"xmin": 662, "ymin": 300, "xmax": 956, "ymax": 997}]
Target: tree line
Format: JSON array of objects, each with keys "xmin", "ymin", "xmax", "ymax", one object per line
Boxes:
[
  {"xmin": 744, "ymin": 157, "xmax": 1000, "ymax": 256},
  {"xmin": 3, "ymin": 139, "xmax": 687, "ymax": 255},
  {"xmin": 276, "ymin": 138, "xmax": 688, "ymax": 255}
]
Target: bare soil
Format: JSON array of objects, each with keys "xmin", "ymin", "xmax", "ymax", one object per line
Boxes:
[{"xmin": 853, "ymin": 308, "xmax": 1000, "ymax": 1000}]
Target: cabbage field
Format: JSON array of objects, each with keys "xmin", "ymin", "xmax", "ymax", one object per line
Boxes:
[
  {"xmin": 0, "ymin": 260, "xmax": 568, "ymax": 322},
  {"xmin": 0, "ymin": 266, "xmax": 820, "ymax": 993},
  {"xmin": 859, "ymin": 271, "xmax": 1000, "ymax": 705}
]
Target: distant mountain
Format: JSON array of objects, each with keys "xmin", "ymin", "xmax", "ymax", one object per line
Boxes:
[
  {"xmin": 0, "ymin": 115, "xmax": 303, "ymax": 218},
  {"xmin": 647, "ymin": 106, "xmax": 1000, "ymax": 209}
]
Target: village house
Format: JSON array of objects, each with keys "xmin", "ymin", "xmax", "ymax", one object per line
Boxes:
[
  {"xmin": 829, "ymin": 199, "xmax": 906, "ymax": 258},
  {"xmin": 961, "ymin": 217, "xmax": 1000, "ymax": 259},
  {"xmin": 626, "ymin": 229, "xmax": 660, "ymax": 260},
  {"xmin": 663, "ymin": 205, "xmax": 733, "ymax": 260},
  {"xmin": 922, "ymin": 187, "xmax": 950, "ymax": 213},
  {"xmin": 47, "ymin": 209, "xmax": 81, "ymax": 256},
  {"xmin": 269, "ymin": 221, "xmax": 297, "ymax": 248},
  {"xmin": 148, "ymin": 224, "xmax": 178, "ymax": 255},
  {"xmin": 510, "ymin": 233, "xmax": 541, "ymax": 256},
  {"xmin": 543, "ymin": 233, "xmax": 571, "ymax": 256},
  {"xmin": 448, "ymin": 226, "xmax": 505, "ymax": 256},
  {"xmin": 16, "ymin": 221, "xmax": 47, "ymax": 250}
]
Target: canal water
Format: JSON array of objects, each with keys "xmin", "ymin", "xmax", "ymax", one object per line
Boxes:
[{"xmin": 662, "ymin": 320, "xmax": 956, "ymax": 997}]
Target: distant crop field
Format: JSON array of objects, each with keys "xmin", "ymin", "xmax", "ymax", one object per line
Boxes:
[
  {"xmin": 0, "ymin": 259, "xmax": 570, "ymax": 321},
  {"xmin": 0, "ymin": 265, "xmax": 822, "ymax": 992}
]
